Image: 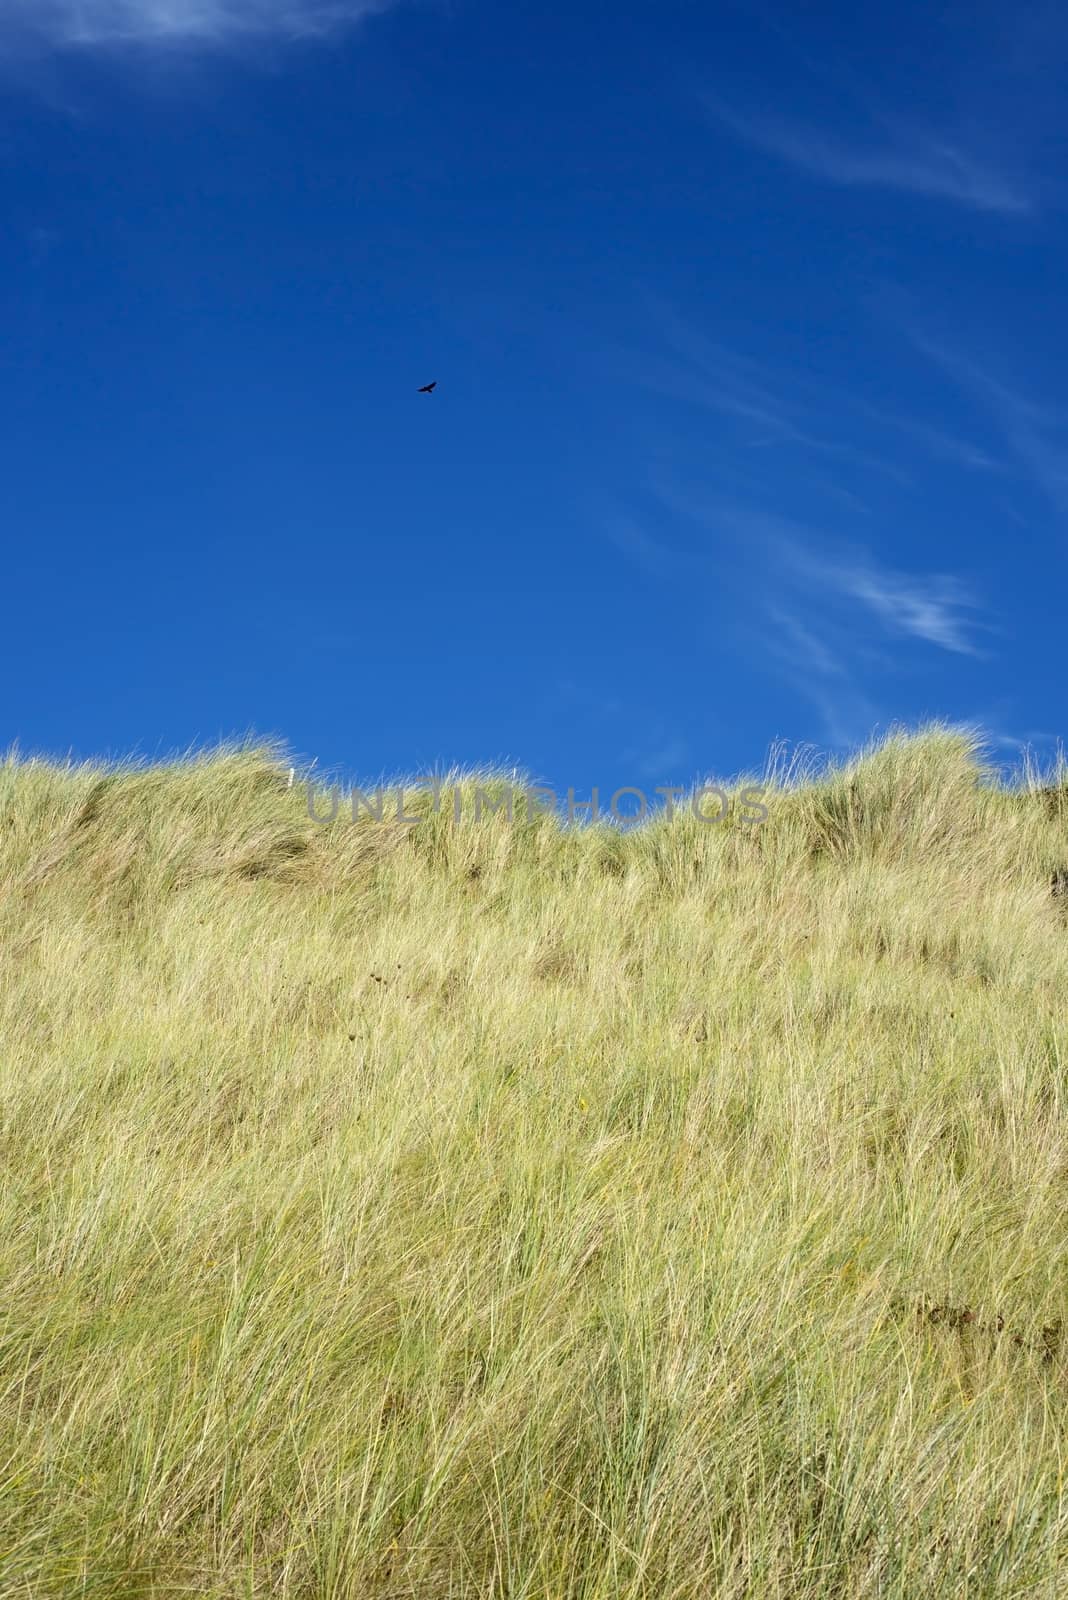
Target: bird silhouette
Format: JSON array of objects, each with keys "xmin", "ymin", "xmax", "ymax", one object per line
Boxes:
[{"xmin": 418, "ymin": 381, "xmax": 437, "ymax": 393}]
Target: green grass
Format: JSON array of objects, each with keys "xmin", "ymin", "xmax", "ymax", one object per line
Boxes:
[{"xmin": 2, "ymin": 722, "xmax": 1068, "ymax": 1597}]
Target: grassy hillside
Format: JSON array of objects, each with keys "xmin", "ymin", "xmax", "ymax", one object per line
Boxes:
[{"xmin": 2, "ymin": 724, "xmax": 1068, "ymax": 1598}]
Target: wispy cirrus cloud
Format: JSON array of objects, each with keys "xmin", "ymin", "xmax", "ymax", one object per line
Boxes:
[
  {"xmin": 907, "ymin": 330, "xmax": 1068, "ymax": 517},
  {"xmin": 832, "ymin": 566, "xmax": 984, "ymax": 654},
  {"xmin": 601, "ymin": 514, "xmax": 693, "ymax": 580},
  {"xmin": 767, "ymin": 527, "xmax": 991, "ymax": 657},
  {"xmin": 761, "ymin": 535, "xmax": 991, "ymax": 746},
  {"xmin": 762, "ymin": 608, "xmax": 882, "ymax": 751},
  {"xmin": 601, "ymin": 485, "xmax": 995, "ymax": 749},
  {"xmin": 850, "ymin": 404, "xmax": 1004, "ymax": 474},
  {"xmin": 630, "ymin": 299, "xmax": 999, "ymax": 487},
  {"xmin": 1, "ymin": 0, "xmax": 391, "ymax": 48},
  {"xmin": 706, "ymin": 99, "xmax": 1033, "ymax": 216},
  {"xmin": 765, "ymin": 609, "xmax": 846, "ymax": 680},
  {"xmin": 608, "ymin": 487, "xmax": 993, "ymax": 661}
]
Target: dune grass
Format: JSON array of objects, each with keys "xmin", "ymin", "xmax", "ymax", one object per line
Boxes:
[{"xmin": 2, "ymin": 722, "xmax": 1068, "ymax": 1597}]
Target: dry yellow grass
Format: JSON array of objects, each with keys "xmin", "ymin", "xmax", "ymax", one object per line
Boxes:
[{"xmin": 2, "ymin": 722, "xmax": 1068, "ymax": 1597}]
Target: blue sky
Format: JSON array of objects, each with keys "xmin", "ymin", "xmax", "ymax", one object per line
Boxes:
[{"xmin": 2, "ymin": 0, "xmax": 1066, "ymax": 799}]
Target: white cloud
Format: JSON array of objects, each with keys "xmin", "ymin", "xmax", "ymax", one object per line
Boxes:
[
  {"xmin": 636, "ymin": 299, "xmax": 993, "ymax": 484},
  {"xmin": 707, "ymin": 100, "xmax": 1032, "ymax": 215},
  {"xmin": 773, "ymin": 536, "xmax": 988, "ymax": 657},
  {"xmin": 693, "ymin": 506, "xmax": 990, "ymax": 657},
  {"xmin": 1, "ymin": 0, "xmax": 391, "ymax": 47},
  {"xmin": 601, "ymin": 515, "xmax": 686, "ymax": 580},
  {"xmin": 835, "ymin": 567, "xmax": 983, "ymax": 654},
  {"xmin": 908, "ymin": 331, "xmax": 1068, "ymax": 516},
  {"xmin": 762, "ymin": 608, "xmax": 883, "ymax": 751},
  {"xmin": 631, "ymin": 490, "xmax": 989, "ymax": 657},
  {"xmin": 766, "ymin": 608, "xmax": 846, "ymax": 678}
]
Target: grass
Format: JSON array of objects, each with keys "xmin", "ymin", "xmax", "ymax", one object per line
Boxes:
[{"xmin": 2, "ymin": 721, "xmax": 1068, "ymax": 1597}]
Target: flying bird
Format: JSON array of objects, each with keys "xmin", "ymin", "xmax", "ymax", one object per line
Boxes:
[{"xmin": 418, "ymin": 381, "xmax": 437, "ymax": 393}]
